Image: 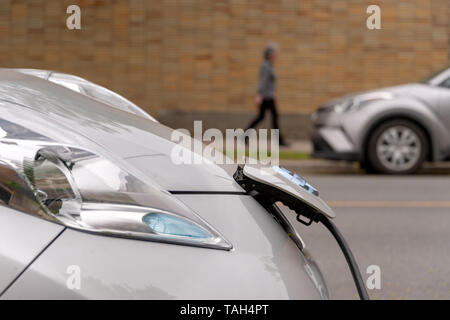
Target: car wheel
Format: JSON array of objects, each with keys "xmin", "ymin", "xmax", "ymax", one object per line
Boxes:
[{"xmin": 367, "ymin": 119, "xmax": 428, "ymax": 174}]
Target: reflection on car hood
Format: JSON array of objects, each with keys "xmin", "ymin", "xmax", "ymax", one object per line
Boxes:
[
  {"xmin": 0, "ymin": 69, "xmax": 242, "ymax": 192},
  {"xmin": 320, "ymin": 83, "xmax": 422, "ymax": 109}
]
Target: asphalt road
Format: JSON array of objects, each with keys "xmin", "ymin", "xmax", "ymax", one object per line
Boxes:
[{"xmin": 281, "ymin": 169, "xmax": 450, "ymax": 300}]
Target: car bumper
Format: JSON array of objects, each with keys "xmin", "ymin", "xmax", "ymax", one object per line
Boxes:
[
  {"xmin": 311, "ymin": 127, "xmax": 360, "ymax": 161},
  {"xmin": 3, "ymin": 195, "xmax": 329, "ymax": 300}
]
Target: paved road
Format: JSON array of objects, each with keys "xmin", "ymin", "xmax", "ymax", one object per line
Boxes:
[{"xmin": 281, "ymin": 170, "xmax": 450, "ymax": 300}]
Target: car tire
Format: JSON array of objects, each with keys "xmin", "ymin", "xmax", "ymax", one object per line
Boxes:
[{"xmin": 367, "ymin": 119, "xmax": 428, "ymax": 174}]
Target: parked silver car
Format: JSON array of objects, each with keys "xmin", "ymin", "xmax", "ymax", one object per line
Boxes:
[
  {"xmin": 0, "ymin": 69, "xmax": 367, "ymax": 299},
  {"xmin": 312, "ymin": 66, "xmax": 450, "ymax": 174}
]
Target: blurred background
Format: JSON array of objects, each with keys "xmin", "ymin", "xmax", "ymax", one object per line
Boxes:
[{"xmin": 0, "ymin": 0, "xmax": 448, "ymax": 138}]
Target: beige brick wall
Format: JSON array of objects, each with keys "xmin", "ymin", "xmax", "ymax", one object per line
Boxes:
[{"xmin": 0, "ymin": 0, "xmax": 448, "ymax": 116}]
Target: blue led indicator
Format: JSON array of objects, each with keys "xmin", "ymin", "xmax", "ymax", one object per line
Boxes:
[
  {"xmin": 142, "ymin": 212, "xmax": 211, "ymax": 239},
  {"xmin": 274, "ymin": 166, "xmax": 319, "ymax": 196}
]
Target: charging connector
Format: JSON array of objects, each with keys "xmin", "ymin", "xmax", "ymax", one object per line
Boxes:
[{"xmin": 234, "ymin": 165, "xmax": 369, "ymax": 300}]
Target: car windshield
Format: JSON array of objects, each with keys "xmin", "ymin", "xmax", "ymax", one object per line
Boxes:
[
  {"xmin": 48, "ymin": 72, "xmax": 158, "ymax": 122},
  {"xmin": 420, "ymin": 66, "xmax": 450, "ymax": 83}
]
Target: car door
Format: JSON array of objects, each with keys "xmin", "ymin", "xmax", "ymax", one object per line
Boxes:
[
  {"xmin": 435, "ymin": 78, "xmax": 450, "ymax": 130},
  {"xmin": 0, "ymin": 162, "xmax": 64, "ymax": 296},
  {"xmin": 432, "ymin": 78, "xmax": 450, "ymax": 157}
]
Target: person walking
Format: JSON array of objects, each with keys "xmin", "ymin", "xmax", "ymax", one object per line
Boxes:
[{"xmin": 246, "ymin": 42, "xmax": 287, "ymax": 146}]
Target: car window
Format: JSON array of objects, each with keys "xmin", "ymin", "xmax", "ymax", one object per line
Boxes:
[
  {"xmin": 421, "ymin": 66, "xmax": 450, "ymax": 83},
  {"xmin": 439, "ymin": 77, "xmax": 450, "ymax": 89},
  {"xmin": 80, "ymin": 82, "xmax": 136, "ymax": 113}
]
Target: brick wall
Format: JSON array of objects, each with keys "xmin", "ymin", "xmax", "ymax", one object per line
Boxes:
[{"xmin": 0, "ymin": 0, "xmax": 448, "ymax": 120}]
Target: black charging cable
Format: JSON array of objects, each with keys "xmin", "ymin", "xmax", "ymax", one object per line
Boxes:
[
  {"xmin": 318, "ymin": 215, "xmax": 369, "ymax": 300},
  {"xmin": 256, "ymin": 193, "xmax": 370, "ymax": 300}
]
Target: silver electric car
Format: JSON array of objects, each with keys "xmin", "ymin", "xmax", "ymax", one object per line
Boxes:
[
  {"xmin": 0, "ymin": 69, "xmax": 367, "ymax": 300},
  {"xmin": 311, "ymin": 66, "xmax": 450, "ymax": 174}
]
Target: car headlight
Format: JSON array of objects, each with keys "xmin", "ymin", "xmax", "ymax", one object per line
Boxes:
[
  {"xmin": 0, "ymin": 139, "xmax": 232, "ymax": 250},
  {"xmin": 333, "ymin": 92, "xmax": 394, "ymax": 114},
  {"xmin": 333, "ymin": 99, "xmax": 355, "ymax": 114}
]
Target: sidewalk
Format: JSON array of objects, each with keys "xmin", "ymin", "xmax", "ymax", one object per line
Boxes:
[
  {"xmin": 279, "ymin": 140, "xmax": 312, "ymax": 154},
  {"xmin": 277, "ymin": 139, "xmax": 360, "ymax": 174}
]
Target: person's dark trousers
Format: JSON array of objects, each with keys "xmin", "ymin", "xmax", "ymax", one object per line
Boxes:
[{"xmin": 246, "ymin": 98, "xmax": 286, "ymax": 144}]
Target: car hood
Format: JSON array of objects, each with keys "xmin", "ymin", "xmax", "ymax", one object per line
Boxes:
[
  {"xmin": 0, "ymin": 70, "xmax": 242, "ymax": 192},
  {"xmin": 320, "ymin": 83, "xmax": 426, "ymax": 108}
]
